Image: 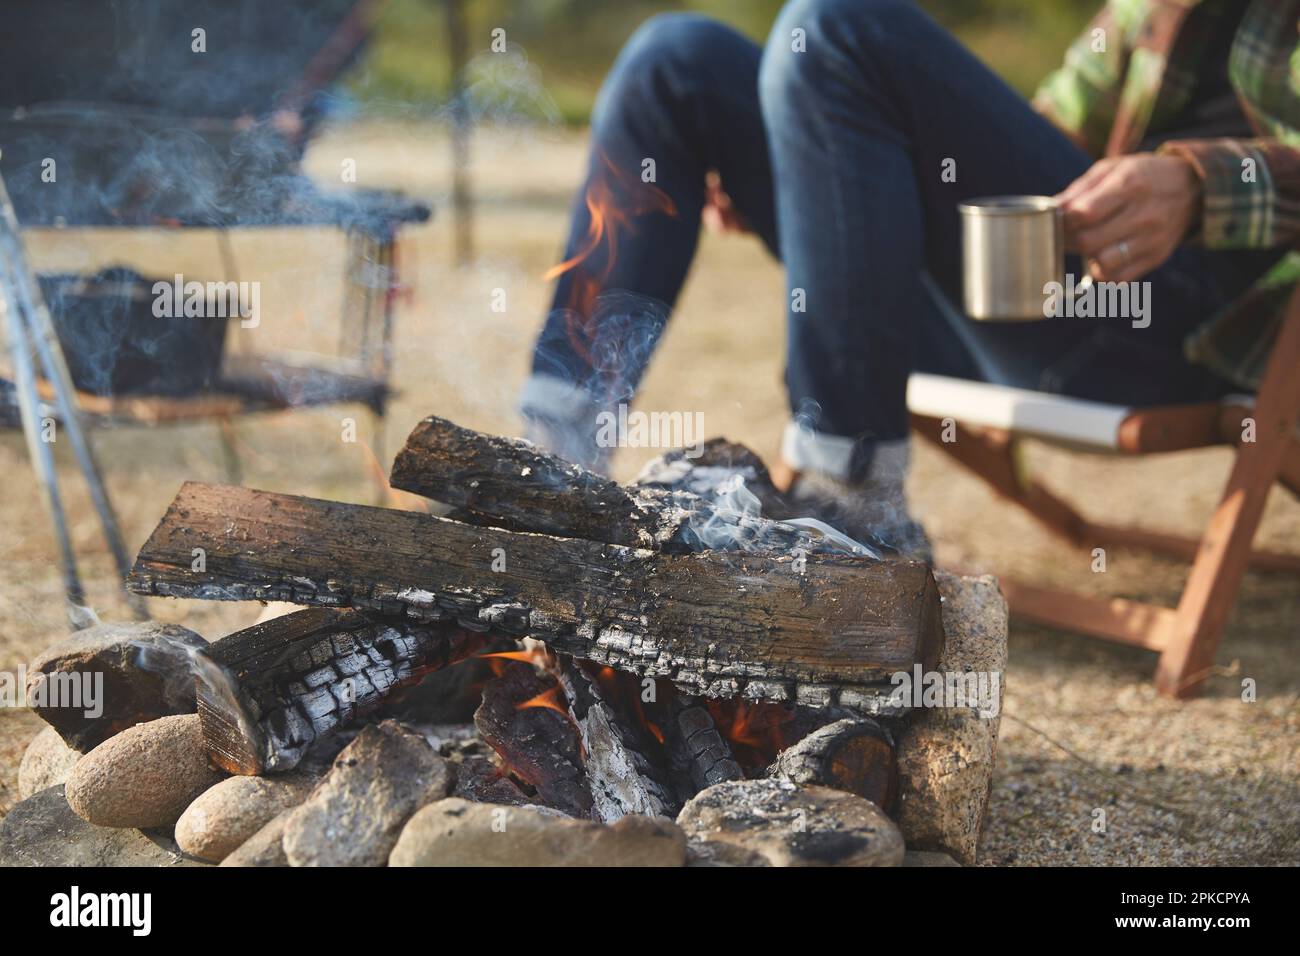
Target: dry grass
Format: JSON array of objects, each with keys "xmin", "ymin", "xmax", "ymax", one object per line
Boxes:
[{"xmin": 1, "ymin": 123, "xmax": 1296, "ymax": 864}]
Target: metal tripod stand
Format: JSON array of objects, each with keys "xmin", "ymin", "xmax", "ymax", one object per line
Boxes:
[{"xmin": 0, "ymin": 165, "xmax": 147, "ymax": 625}]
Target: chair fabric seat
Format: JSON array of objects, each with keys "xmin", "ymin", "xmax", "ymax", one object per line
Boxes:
[{"xmin": 906, "ymin": 373, "xmax": 1257, "ymax": 451}]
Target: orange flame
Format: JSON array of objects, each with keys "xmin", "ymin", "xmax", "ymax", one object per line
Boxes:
[
  {"xmin": 516, "ymin": 685, "xmax": 570, "ymax": 720},
  {"xmin": 479, "ymin": 646, "xmax": 556, "ymax": 678},
  {"xmin": 707, "ymin": 699, "xmax": 794, "ymax": 768},
  {"xmin": 543, "ymin": 151, "xmax": 677, "ymax": 360}
]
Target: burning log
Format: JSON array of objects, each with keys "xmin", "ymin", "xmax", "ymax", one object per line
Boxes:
[
  {"xmin": 557, "ymin": 658, "xmax": 675, "ymax": 821},
  {"xmin": 127, "ymin": 482, "xmax": 945, "ymax": 707},
  {"xmin": 390, "ymin": 415, "xmax": 655, "ymax": 547},
  {"xmin": 663, "ymin": 697, "xmax": 745, "ymax": 799},
  {"xmin": 767, "ymin": 718, "xmax": 898, "ymax": 812},
  {"xmin": 389, "ymin": 416, "xmax": 814, "ymax": 554},
  {"xmin": 196, "ymin": 607, "xmax": 482, "ymax": 775},
  {"xmin": 473, "ymin": 662, "xmax": 592, "ymax": 818}
]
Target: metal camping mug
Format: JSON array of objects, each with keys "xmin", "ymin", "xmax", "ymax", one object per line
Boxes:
[{"xmin": 959, "ymin": 195, "xmax": 1064, "ymax": 321}]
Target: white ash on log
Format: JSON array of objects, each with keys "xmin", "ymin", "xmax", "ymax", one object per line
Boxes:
[
  {"xmin": 473, "ymin": 661, "xmax": 592, "ymax": 818},
  {"xmin": 632, "ymin": 438, "xmax": 790, "ymax": 519},
  {"xmin": 767, "ymin": 717, "xmax": 898, "ymax": 812},
  {"xmin": 557, "ymin": 658, "xmax": 675, "ymax": 821},
  {"xmin": 127, "ymin": 482, "xmax": 944, "ymax": 707},
  {"xmin": 196, "ymin": 607, "xmax": 483, "ymax": 775}
]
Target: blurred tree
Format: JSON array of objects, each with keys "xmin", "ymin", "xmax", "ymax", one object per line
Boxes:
[{"xmin": 346, "ymin": 0, "xmax": 1096, "ymax": 123}]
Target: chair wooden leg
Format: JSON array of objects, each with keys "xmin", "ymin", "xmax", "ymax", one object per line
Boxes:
[
  {"xmin": 1154, "ymin": 468, "xmax": 1278, "ymax": 698},
  {"xmin": 910, "ymin": 414, "xmax": 1088, "ymax": 544},
  {"xmin": 1277, "ymin": 436, "xmax": 1300, "ymax": 498},
  {"xmin": 1155, "ymin": 288, "xmax": 1300, "ymax": 698}
]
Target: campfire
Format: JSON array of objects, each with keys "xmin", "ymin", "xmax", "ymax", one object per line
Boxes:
[{"xmin": 8, "ymin": 416, "xmax": 1007, "ymax": 868}]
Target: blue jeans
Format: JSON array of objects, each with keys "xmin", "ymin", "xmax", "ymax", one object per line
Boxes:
[{"xmin": 526, "ymin": 0, "xmax": 1277, "ymax": 476}]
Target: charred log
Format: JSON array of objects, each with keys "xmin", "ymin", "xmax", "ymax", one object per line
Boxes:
[
  {"xmin": 389, "ymin": 416, "xmax": 815, "ymax": 554},
  {"xmin": 452, "ymin": 753, "xmax": 533, "ymax": 807},
  {"xmin": 390, "ymin": 415, "xmax": 651, "ymax": 547},
  {"xmin": 557, "ymin": 658, "xmax": 676, "ymax": 821},
  {"xmin": 380, "ymin": 633, "xmax": 516, "ymax": 725},
  {"xmin": 196, "ymin": 607, "xmax": 481, "ymax": 775},
  {"xmin": 767, "ymin": 717, "xmax": 898, "ymax": 812},
  {"xmin": 663, "ymin": 696, "xmax": 745, "ymax": 802},
  {"xmin": 473, "ymin": 662, "xmax": 592, "ymax": 818},
  {"xmin": 127, "ymin": 483, "xmax": 944, "ymax": 707}
]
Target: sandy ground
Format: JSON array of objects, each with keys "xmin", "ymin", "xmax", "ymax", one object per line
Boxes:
[{"xmin": 1, "ymin": 122, "xmax": 1296, "ymax": 865}]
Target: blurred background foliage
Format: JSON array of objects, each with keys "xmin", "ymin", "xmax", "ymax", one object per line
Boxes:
[{"xmin": 346, "ymin": 0, "xmax": 1099, "ymax": 124}]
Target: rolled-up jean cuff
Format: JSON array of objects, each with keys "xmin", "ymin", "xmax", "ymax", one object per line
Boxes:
[
  {"xmin": 780, "ymin": 422, "xmax": 859, "ymax": 482},
  {"xmin": 519, "ymin": 373, "xmax": 604, "ymax": 425}
]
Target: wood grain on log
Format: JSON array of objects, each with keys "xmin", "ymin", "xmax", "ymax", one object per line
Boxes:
[
  {"xmin": 390, "ymin": 416, "xmax": 652, "ymax": 547},
  {"xmin": 196, "ymin": 607, "xmax": 480, "ymax": 775},
  {"xmin": 128, "ymin": 483, "xmax": 944, "ymax": 706},
  {"xmin": 768, "ymin": 718, "xmax": 898, "ymax": 812}
]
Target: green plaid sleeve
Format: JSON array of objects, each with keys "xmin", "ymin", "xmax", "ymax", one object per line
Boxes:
[
  {"xmin": 1159, "ymin": 138, "xmax": 1300, "ymax": 249},
  {"xmin": 1032, "ymin": 1, "xmax": 1136, "ymax": 156}
]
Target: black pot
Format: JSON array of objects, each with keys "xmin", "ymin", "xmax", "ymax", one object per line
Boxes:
[{"xmin": 38, "ymin": 268, "xmax": 230, "ymax": 397}]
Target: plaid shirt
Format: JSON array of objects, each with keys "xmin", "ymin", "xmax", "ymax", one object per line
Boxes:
[{"xmin": 1033, "ymin": 0, "xmax": 1300, "ymax": 390}]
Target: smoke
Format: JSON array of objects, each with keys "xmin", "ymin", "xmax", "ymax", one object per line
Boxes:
[
  {"xmin": 643, "ymin": 465, "xmax": 880, "ymax": 559},
  {"xmin": 128, "ymin": 631, "xmax": 244, "ymax": 727},
  {"xmin": 463, "ymin": 43, "xmax": 563, "ymax": 130}
]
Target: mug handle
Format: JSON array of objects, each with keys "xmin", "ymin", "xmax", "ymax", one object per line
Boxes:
[{"xmin": 1052, "ymin": 200, "xmax": 1094, "ymax": 292}]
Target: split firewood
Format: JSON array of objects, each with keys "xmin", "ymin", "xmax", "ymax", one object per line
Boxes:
[
  {"xmin": 474, "ymin": 662, "xmax": 592, "ymax": 818},
  {"xmin": 389, "ymin": 416, "xmax": 824, "ymax": 554},
  {"xmin": 128, "ymin": 482, "xmax": 945, "ymax": 707},
  {"xmin": 196, "ymin": 607, "xmax": 482, "ymax": 775},
  {"xmin": 767, "ymin": 718, "xmax": 898, "ymax": 812},
  {"xmin": 556, "ymin": 658, "xmax": 675, "ymax": 821}
]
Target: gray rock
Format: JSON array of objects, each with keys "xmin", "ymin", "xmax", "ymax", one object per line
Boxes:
[
  {"xmin": 283, "ymin": 720, "xmax": 451, "ymax": 867},
  {"xmin": 0, "ymin": 786, "xmax": 208, "ymax": 867},
  {"xmin": 676, "ymin": 779, "xmax": 905, "ymax": 867},
  {"xmin": 684, "ymin": 837, "xmax": 769, "ymax": 867},
  {"xmin": 903, "ymin": 850, "xmax": 960, "ymax": 867},
  {"xmin": 389, "ymin": 798, "xmax": 687, "ymax": 867},
  {"xmin": 175, "ymin": 772, "xmax": 317, "ymax": 862},
  {"xmin": 220, "ymin": 810, "xmax": 293, "ymax": 868},
  {"xmin": 65, "ymin": 714, "xmax": 225, "ymax": 828},
  {"xmin": 26, "ymin": 621, "xmax": 208, "ymax": 751},
  {"xmin": 18, "ymin": 727, "xmax": 81, "ymax": 799},
  {"xmin": 894, "ymin": 572, "xmax": 1007, "ymax": 866}
]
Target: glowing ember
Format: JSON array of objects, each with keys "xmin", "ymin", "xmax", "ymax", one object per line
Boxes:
[{"xmin": 707, "ymin": 698, "xmax": 794, "ymax": 768}]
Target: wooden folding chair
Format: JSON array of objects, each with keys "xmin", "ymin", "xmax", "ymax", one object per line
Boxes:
[{"xmin": 907, "ymin": 284, "xmax": 1300, "ymax": 699}]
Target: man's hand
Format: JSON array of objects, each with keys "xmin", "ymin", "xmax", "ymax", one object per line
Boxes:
[{"xmin": 1055, "ymin": 153, "xmax": 1202, "ymax": 283}]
